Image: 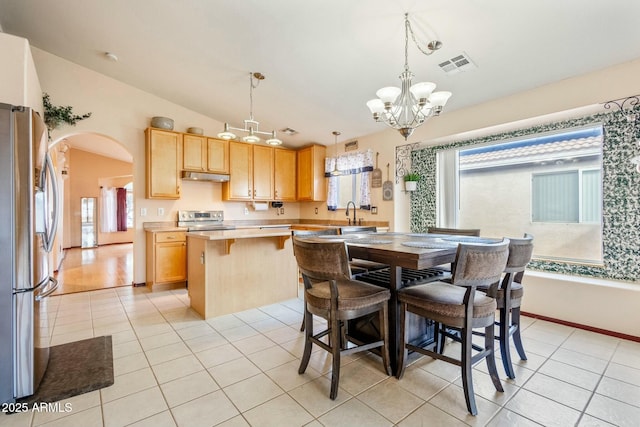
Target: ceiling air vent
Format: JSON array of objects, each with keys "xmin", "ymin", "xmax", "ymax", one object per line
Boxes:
[
  {"xmin": 438, "ymin": 52, "xmax": 476, "ymax": 75},
  {"xmin": 280, "ymin": 127, "xmax": 298, "ymax": 136}
]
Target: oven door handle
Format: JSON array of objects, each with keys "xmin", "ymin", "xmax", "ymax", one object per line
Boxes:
[{"xmin": 35, "ymin": 276, "xmax": 58, "ymax": 301}]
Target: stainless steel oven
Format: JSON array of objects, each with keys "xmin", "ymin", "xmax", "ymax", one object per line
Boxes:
[{"xmin": 177, "ymin": 210, "xmax": 235, "ymax": 231}]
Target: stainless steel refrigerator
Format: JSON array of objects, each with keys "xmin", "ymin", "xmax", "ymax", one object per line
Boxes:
[{"xmin": 0, "ymin": 103, "xmax": 59, "ymax": 403}]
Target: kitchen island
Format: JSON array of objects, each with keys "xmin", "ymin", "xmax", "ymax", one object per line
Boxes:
[{"xmin": 186, "ymin": 228, "xmax": 298, "ymax": 319}]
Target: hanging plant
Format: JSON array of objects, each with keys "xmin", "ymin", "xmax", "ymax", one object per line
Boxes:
[{"xmin": 42, "ymin": 92, "xmax": 92, "ymax": 132}]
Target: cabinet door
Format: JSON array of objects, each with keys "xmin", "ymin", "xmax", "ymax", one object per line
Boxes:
[
  {"xmin": 207, "ymin": 138, "xmax": 229, "ymax": 173},
  {"xmin": 297, "ymin": 144, "xmax": 326, "ymax": 201},
  {"xmin": 155, "ymin": 241, "xmax": 187, "ymax": 283},
  {"xmin": 223, "ymin": 141, "xmax": 253, "ymax": 200},
  {"xmin": 274, "ymin": 148, "xmax": 296, "ymax": 201},
  {"xmin": 145, "ymin": 128, "xmax": 181, "ymax": 199},
  {"xmin": 253, "ymin": 145, "xmax": 274, "ymax": 200},
  {"xmin": 183, "ymin": 134, "xmax": 207, "ymax": 171}
]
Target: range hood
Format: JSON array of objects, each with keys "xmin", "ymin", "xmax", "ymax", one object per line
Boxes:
[{"xmin": 181, "ymin": 171, "xmax": 230, "ymax": 182}]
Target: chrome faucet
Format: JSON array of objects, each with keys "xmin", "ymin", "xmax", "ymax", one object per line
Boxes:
[{"xmin": 345, "ymin": 201, "xmax": 356, "ymax": 225}]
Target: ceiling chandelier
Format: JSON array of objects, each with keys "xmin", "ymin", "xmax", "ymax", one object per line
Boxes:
[
  {"xmin": 218, "ymin": 72, "xmax": 282, "ymax": 146},
  {"xmin": 366, "ymin": 13, "xmax": 451, "ymax": 140}
]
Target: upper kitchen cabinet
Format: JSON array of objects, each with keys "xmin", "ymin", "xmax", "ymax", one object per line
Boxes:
[
  {"xmin": 274, "ymin": 147, "xmax": 296, "ymax": 201},
  {"xmin": 222, "ymin": 141, "xmax": 274, "ymax": 201},
  {"xmin": 297, "ymin": 144, "xmax": 326, "ymax": 201},
  {"xmin": 207, "ymin": 138, "xmax": 229, "ymax": 174},
  {"xmin": 145, "ymin": 128, "xmax": 181, "ymax": 199},
  {"xmin": 183, "ymin": 135, "xmax": 229, "ymax": 174}
]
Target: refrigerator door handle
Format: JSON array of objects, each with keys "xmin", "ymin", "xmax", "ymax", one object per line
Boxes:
[
  {"xmin": 35, "ymin": 276, "xmax": 58, "ymax": 301},
  {"xmin": 43, "ymin": 152, "xmax": 59, "ymax": 253}
]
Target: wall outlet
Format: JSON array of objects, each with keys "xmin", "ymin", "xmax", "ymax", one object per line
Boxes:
[
  {"xmin": 158, "ymin": 207, "xmax": 164, "ymax": 216},
  {"xmin": 244, "ymin": 207, "xmax": 249, "ymax": 215},
  {"xmin": 314, "ymin": 207, "xmax": 318, "ymax": 214},
  {"xmin": 140, "ymin": 208, "xmax": 147, "ymax": 217},
  {"xmin": 280, "ymin": 207, "xmax": 285, "ymax": 215}
]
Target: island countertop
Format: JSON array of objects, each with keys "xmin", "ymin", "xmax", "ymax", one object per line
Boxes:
[{"xmin": 186, "ymin": 227, "xmax": 292, "ymax": 241}]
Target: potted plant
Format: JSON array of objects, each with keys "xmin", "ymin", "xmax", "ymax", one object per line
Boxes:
[{"xmin": 403, "ymin": 172, "xmax": 420, "ymax": 191}]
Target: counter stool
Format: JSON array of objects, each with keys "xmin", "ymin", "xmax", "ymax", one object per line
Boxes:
[
  {"xmin": 339, "ymin": 226, "xmax": 388, "ymax": 273},
  {"xmin": 427, "ymin": 227, "xmax": 481, "ymax": 237},
  {"xmin": 477, "ymin": 234, "xmax": 533, "ymax": 379},
  {"xmin": 292, "ymin": 236, "xmax": 391, "ymax": 400},
  {"xmin": 396, "ymin": 239, "xmax": 509, "ymax": 416}
]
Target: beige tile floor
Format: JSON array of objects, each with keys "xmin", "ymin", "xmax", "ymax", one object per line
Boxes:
[{"xmin": 2, "ymin": 286, "xmax": 639, "ymax": 427}]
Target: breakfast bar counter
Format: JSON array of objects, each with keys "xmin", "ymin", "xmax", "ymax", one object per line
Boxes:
[{"xmin": 186, "ymin": 228, "xmax": 298, "ymax": 319}]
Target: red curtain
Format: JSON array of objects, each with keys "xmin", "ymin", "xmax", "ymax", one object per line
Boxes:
[{"xmin": 116, "ymin": 187, "xmax": 127, "ymax": 231}]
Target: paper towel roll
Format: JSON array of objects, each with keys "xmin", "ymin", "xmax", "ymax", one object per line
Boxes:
[{"xmin": 252, "ymin": 201, "xmax": 269, "ymax": 211}]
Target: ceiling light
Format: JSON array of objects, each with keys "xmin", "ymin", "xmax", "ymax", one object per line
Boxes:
[
  {"xmin": 104, "ymin": 52, "xmax": 118, "ymax": 62},
  {"xmin": 218, "ymin": 72, "xmax": 282, "ymax": 145},
  {"xmin": 367, "ymin": 12, "xmax": 451, "ymax": 140}
]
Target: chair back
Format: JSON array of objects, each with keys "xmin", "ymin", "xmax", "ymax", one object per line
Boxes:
[
  {"xmin": 340, "ymin": 226, "xmax": 377, "ymax": 235},
  {"xmin": 427, "ymin": 227, "xmax": 481, "ymax": 237},
  {"xmin": 292, "ymin": 236, "xmax": 352, "ymax": 287},
  {"xmin": 505, "ymin": 234, "xmax": 534, "ymax": 273},
  {"xmin": 451, "ymin": 239, "xmax": 510, "ymax": 289}
]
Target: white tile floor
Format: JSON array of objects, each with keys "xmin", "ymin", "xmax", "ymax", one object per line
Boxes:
[{"xmin": 2, "ymin": 286, "xmax": 640, "ymax": 427}]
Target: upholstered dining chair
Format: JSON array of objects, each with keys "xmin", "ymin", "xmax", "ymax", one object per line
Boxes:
[
  {"xmin": 292, "ymin": 236, "xmax": 391, "ymax": 400},
  {"xmin": 427, "ymin": 226, "xmax": 481, "ymax": 237},
  {"xmin": 396, "ymin": 239, "xmax": 510, "ymax": 416},
  {"xmin": 477, "ymin": 234, "xmax": 533, "ymax": 379}
]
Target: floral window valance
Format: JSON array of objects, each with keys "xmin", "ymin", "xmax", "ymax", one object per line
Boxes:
[{"xmin": 325, "ymin": 149, "xmax": 374, "ymax": 211}]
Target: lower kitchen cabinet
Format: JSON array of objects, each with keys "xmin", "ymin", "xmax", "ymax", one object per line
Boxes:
[{"xmin": 146, "ymin": 230, "xmax": 187, "ymax": 289}]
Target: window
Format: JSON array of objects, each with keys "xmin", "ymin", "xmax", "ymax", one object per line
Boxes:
[
  {"xmin": 532, "ymin": 169, "xmax": 601, "ymax": 223},
  {"xmin": 337, "ymin": 174, "xmax": 362, "ymax": 208},
  {"xmin": 438, "ymin": 125, "xmax": 603, "ymax": 264},
  {"xmin": 125, "ymin": 182, "xmax": 134, "ymax": 228}
]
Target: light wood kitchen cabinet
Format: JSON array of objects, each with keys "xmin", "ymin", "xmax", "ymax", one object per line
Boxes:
[
  {"xmin": 145, "ymin": 128, "xmax": 182, "ymax": 199},
  {"xmin": 145, "ymin": 230, "xmax": 187, "ymax": 289},
  {"xmin": 274, "ymin": 148, "xmax": 297, "ymax": 201},
  {"xmin": 183, "ymin": 135, "xmax": 229, "ymax": 174},
  {"xmin": 222, "ymin": 141, "xmax": 274, "ymax": 201},
  {"xmin": 207, "ymin": 138, "xmax": 229, "ymax": 174},
  {"xmin": 297, "ymin": 144, "xmax": 326, "ymax": 201}
]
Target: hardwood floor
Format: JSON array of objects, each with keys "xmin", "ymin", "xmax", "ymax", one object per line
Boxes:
[{"xmin": 53, "ymin": 243, "xmax": 133, "ymax": 295}]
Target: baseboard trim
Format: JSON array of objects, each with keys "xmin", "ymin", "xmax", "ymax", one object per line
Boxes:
[{"xmin": 521, "ymin": 311, "xmax": 640, "ymax": 343}]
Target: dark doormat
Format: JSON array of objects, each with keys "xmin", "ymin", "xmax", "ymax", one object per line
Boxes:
[{"xmin": 19, "ymin": 335, "xmax": 114, "ymax": 404}]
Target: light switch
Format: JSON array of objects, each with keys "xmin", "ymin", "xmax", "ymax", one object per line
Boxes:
[
  {"xmin": 158, "ymin": 207, "xmax": 164, "ymax": 216},
  {"xmin": 140, "ymin": 208, "xmax": 147, "ymax": 217}
]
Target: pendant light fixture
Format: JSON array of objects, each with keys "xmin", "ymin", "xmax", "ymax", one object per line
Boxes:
[
  {"xmin": 330, "ymin": 131, "xmax": 341, "ymax": 176},
  {"xmin": 366, "ymin": 13, "xmax": 451, "ymax": 140},
  {"xmin": 218, "ymin": 72, "xmax": 282, "ymax": 146}
]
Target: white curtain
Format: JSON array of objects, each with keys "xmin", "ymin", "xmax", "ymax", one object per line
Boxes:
[
  {"xmin": 100, "ymin": 187, "xmax": 117, "ymax": 233},
  {"xmin": 325, "ymin": 149, "xmax": 374, "ymax": 211}
]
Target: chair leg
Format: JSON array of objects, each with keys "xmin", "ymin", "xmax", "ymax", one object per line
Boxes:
[
  {"xmin": 461, "ymin": 326, "xmax": 478, "ymax": 416},
  {"xmin": 396, "ymin": 302, "xmax": 408, "ymax": 379},
  {"xmin": 329, "ymin": 312, "xmax": 341, "ymax": 400},
  {"xmin": 499, "ymin": 307, "xmax": 516, "ymax": 379},
  {"xmin": 437, "ymin": 323, "xmax": 447, "ymax": 354},
  {"xmin": 511, "ymin": 307, "xmax": 527, "ymax": 361},
  {"xmin": 298, "ymin": 309, "xmax": 313, "ymax": 375},
  {"xmin": 485, "ymin": 324, "xmax": 504, "ymax": 393},
  {"xmin": 379, "ymin": 304, "xmax": 391, "ymax": 376}
]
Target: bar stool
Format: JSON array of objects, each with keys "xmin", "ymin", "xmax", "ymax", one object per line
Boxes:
[
  {"xmin": 396, "ymin": 239, "xmax": 509, "ymax": 416},
  {"xmin": 292, "ymin": 236, "xmax": 391, "ymax": 400},
  {"xmin": 477, "ymin": 234, "xmax": 533, "ymax": 379},
  {"xmin": 427, "ymin": 227, "xmax": 481, "ymax": 237}
]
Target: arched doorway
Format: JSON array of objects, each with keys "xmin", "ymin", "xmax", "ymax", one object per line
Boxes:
[{"xmin": 50, "ymin": 133, "xmax": 134, "ymax": 295}]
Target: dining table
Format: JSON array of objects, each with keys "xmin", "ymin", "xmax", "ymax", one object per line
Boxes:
[{"xmin": 310, "ymin": 231, "xmax": 497, "ymax": 374}]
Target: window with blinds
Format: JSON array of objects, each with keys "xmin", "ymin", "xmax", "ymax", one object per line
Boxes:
[{"xmin": 440, "ymin": 125, "xmax": 604, "ymax": 264}]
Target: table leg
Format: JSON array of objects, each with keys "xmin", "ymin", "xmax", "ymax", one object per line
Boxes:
[{"xmin": 388, "ymin": 264, "xmax": 402, "ymax": 375}]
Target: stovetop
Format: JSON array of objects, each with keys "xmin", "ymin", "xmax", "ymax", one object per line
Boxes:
[{"xmin": 177, "ymin": 210, "xmax": 235, "ymax": 231}]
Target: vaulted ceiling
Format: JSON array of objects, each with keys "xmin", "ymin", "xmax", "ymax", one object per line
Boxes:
[{"xmin": 2, "ymin": 0, "xmax": 640, "ymax": 148}]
